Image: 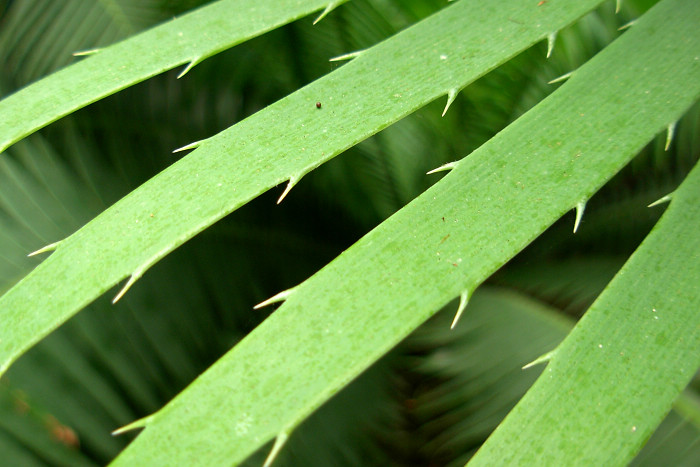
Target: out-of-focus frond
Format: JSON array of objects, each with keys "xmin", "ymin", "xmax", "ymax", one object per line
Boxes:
[{"xmin": 0, "ymin": 0, "xmax": 169, "ymax": 90}]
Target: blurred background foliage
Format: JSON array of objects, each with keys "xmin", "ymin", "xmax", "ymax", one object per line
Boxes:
[{"xmin": 0, "ymin": 0, "xmax": 698, "ymax": 465}]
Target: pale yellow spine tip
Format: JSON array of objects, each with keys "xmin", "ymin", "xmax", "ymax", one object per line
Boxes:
[
  {"xmin": 427, "ymin": 161, "xmax": 457, "ymax": 175},
  {"xmin": 28, "ymin": 241, "xmax": 61, "ymax": 257},
  {"xmin": 647, "ymin": 193, "xmax": 673, "ymax": 208},
  {"xmin": 177, "ymin": 57, "xmax": 203, "ymax": 79},
  {"xmin": 442, "ymin": 88, "xmax": 458, "ymax": 117},
  {"xmin": 112, "ymin": 414, "xmax": 155, "ymax": 436},
  {"xmin": 665, "ymin": 122, "xmax": 676, "ymax": 151},
  {"xmin": 72, "ymin": 48, "xmax": 101, "ymax": 57},
  {"xmin": 263, "ymin": 431, "xmax": 289, "ymax": 467},
  {"xmin": 113, "ymin": 274, "xmax": 138, "ymax": 304},
  {"xmin": 173, "ymin": 140, "xmax": 203, "ymax": 153},
  {"xmin": 254, "ymin": 288, "xmax": 295, "ymax": 309},
  {"xmin": 573, "ymin": 201, "xmax": 586, "ymax": 234},
  {"xmin": 277, "ymin": 178, "xmax": 296, "ymax": 204},
  {"xmin": 450, "ymin": 291, "xmax": 470, "ymax": 330},
  {"xmin": 313, "ymin": 2, "xmax": 340, "ymax": 25},
  {"xmin": 329, "ymin": 50, "xmax": 365, "ymax": 62},
  {"xmin": 618, "ymin": 19, "xmax": 636, "ymax": 31},
  {"xmin": 546, "ymin": 32, "xmax": 557, "ymax": 58},
  {"xmin": 548, "ymin": 70, "xmax": 574, "ymax": 85},
  {"xmin": 522, "ymin": 350, "xmax": 556, "ymax": 370}
]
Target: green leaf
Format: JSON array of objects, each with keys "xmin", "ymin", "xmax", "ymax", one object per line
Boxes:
[
  {"xmin": 470, "ymin": 144, "xmax": 700, "ymax": 465},
  {"xmin": 402, "ymin": 287, "xmax": 575, "ymax": 465},
  {"xmin": 634, "ymin": 390, "xmax": 700, "ymax": 466},
  {"xmin": 0, "ymin": 0, "xmax": 607, "ymax": 375},
  {"xmin": 110, "ymin": 0, "xmax": 700, "ymax": 463},
  {"xmin": 402, "ymin": 288, "xmax": 700, "ymax": 465},
  {"xmin": 0, "ymin": 0, "xmax": 169, "ymax": 88},
  {"xmin": 0, "ymin": 0, "xmax": 346, "ymax": 153}
]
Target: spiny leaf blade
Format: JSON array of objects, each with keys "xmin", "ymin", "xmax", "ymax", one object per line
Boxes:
[
  {"xmin": 470, "ymin": 137, "xmax": 700, "ymax": 466},
  {"xmin": 0, "ymin": 0, "xmax": 607, "ymax": 376},
  {"xmin": 0, "ymin": 0, "xmax": 346, "ymax": 153},
  {"xmin": 112, "ymin": 0, "xmax": 700, "ymax": 464}
]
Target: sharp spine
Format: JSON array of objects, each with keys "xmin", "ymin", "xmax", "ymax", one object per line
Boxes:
[
  {"xmin": 329, "ymin": 49, "xmax": 365, "ymax": 62},
  {"xmin": 548, "ymin": 70, "xmax": 574, "ymax": 84},
  {"xmin": 546, "ymin": 32, "xmax": 557, "ymax": 58},
  {"xmin": 113, "ymin": 249, "xmax": 173, "ymax": 304},
  {"xmin": 28, "ymin": 240, "xmax": 61, "ymax": 257},
  {"xmin": 72, "ymin": 48, "xmax": 101, "ymax": 57},
  {"xmin": 113, "ymin": 274, "xmax": 139, "ymax": 304},
  {"xmin": 177, "ymin": 56, "xmax": 203, "ymax": 79},
  {"xmin": 173, "ymin": 139, "xmax": 204, "ymax": 153},
  {"xmin": 277, "ymin": 174, "xmax": 302, "ymax": 204},
  {"xmin": 427, "ymin": 161, "xmax": 458, "ymax": 175},
  {"xmin": 313, "ymin": 1, "xmax": 341, "ymax": 25},
  {"xmin": 573, "ymin": 201, "xmax": 586, "ymax": 234},
  {"xmin": 618, "ymin": 20, "xmax": 636, "ymax": 31},
  {"xmin": 254, "ymin": 288, "xmax": 296, "ymax": 309},
  {"xmin": 648, "ymin": 193, "xmax": 673, "ymax": 208},
  {"xmin": 450, "ymin": 291, "xmax": 470, "ymax": 330},
  {"xmin": 112, "ymin": 414, "xmax": 155, "ymax": 436},
  {"xmin": 263, "ymin": 431, "xmax": 290, "ymax": 467},
  {"xmin": 522, "ymin": 349, "xmax": 556, "ymax": 370},
  {"xmin": 442, "ymin": 88, "xmax": 458, "ymax": 117},
  {"xmin": 665, "ymin": 121, "xmax": 676, "ymax": 151}
]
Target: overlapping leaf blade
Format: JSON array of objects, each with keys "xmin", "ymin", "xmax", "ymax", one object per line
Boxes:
[
  {"xmin": 111, "ymin": 0, "xmax": 700, "ymax": 464},
  {"xmin": 0, "ymin": 0, "xmax": 607, "ymax": 376},
  {"xmin": 0, "ymin": 0, "xmax": 346, "ymax": 153},
  {"xmin": 471, "ymin": 146, "xmax": 700, "ymax": 465}
]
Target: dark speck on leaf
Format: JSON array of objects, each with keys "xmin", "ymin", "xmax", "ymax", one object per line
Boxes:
[{"xmin": 316, "ymin": 102, "xmax": 322, "ymax": 109}]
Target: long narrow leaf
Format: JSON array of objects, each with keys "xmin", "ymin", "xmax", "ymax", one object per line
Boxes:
[
  {"xmin": 112, "ymin": 0, "xmax": 700, "ymax": 463},
  {"xmin": 0, "ymin": 0, "xmax": 607, "ymax": 375},
  {"xmin": 470, "ymin": 143, "xmax": 700, "ymax": 465},
  {"xmin": 0, "ymin": 0, "xmax": 346, "ymax": 153}
]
